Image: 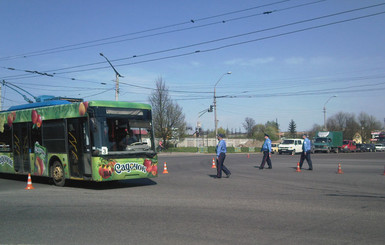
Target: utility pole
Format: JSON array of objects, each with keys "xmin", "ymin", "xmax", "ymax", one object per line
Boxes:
[
  {"xmin": 0, "ymin": 82, "xmax": 2, "ymax": 111},
  {"xmin": 213, "ymin": 72, "xmax": 231, "ymax": 137},
  {"xmin": 323, "ymin": 95, "xmax": 337, "ymax": 130},
  {"xmin": 100, "ymin": 53, "xmax": 123, "ymax": 101}
]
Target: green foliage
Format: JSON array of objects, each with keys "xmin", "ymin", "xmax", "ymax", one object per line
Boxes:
[
  {"xmin": 208, "ymin": 146, "xmax": 216, "ymax": 153},
  {"xmin": 252, "ymin": 124, "xmax": 266, "ymax": 141},
  {"xmin": 249, "ymin": 120, "xmax": 280, "ymax": 141},
  {"xmin": 288, "ymin": 119, "xmax": 297, "ymax": 138},
  {"xmin": 165, "ymin": 147, "xmax": 198, "ymax": 152},
  {"xmin": 265, "ymin": 120, "xmax": 279, "ymax": 130},
  {"xmin": 162, "ymin": 147, "xmax": 261, "ymax": 153},
  {"xmin": 241, "ymin": 147, "xmax": 249, "ymax": 152},
  {"xmin": 264, "ymin": 125, "xmax": 279, "ymax": 141},
  {"xmin": 217, "ymin": 127, "xmax": 226, "ymax": 136}
]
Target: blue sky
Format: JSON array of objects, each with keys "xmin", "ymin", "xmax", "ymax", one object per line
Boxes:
[{"xmin": 1, "ymin": 0, "xmax": 385, "ymax": 132}]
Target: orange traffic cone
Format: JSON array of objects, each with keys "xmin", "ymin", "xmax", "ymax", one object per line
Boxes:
[
  {"xmin": 247, "ymin": 153, "xmax": 250, "ymax": 159},
  {"xmin": 163, "ymin": 162, "xmax": 169, "ymax": 174},
  {"xmin": 296, "ymin": 162, "xmax": 301, "ymax": 172},
  {"xmin": 337, "ymin": 163, "xmax": 343, "ymax": 174},
  {"xmin": 25, "ymin": 173, "xmax": 35, "ymax": 190},
  {"xmin": 211, "ymin": 158, "xmax": 216, "ymax": 169}
]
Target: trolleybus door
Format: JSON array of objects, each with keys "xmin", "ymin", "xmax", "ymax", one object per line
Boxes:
[
  {"xmin": 13, "ymin": 124, "xmax": 30, "ymax": 173},
  {"xmin": 67, "ymin": 118, "xmax": 86, "ymax": 177}
]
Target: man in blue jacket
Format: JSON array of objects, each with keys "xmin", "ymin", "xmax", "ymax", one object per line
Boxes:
[
  {"xmin": 259, "ymin": 134, "xmax": 272, "ymax": 169},
  {"xmin": 299, "ymin": 134, "xmax": 313, "ymax": 170},
  {"xmin": 216, "ymin": 134, "xmax": 231, "ymax": 178}
]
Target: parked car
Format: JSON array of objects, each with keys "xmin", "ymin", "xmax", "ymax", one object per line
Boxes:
[
  {"xmin": 375, "ymin": 144, "xmax": 385, "ymax": 152},
  {"xmin": 311, "ymin": 142, "xmax": 315, "ymax": 154},
  {"xmin": 341, "ymin": 140, "xmax": 357, "ymax": 152},
  {"xmin": 313, "ymin": 131, "xmax": 343, "ymax": 153},
  {"xmin": 278, "ymin": 139, "xmax": 303, "ymax": 155},
  {"xmin": 360, "ymin": 143, "xmax": 376, "ymax": 152},
  {"xmin": 271, "ymin": 143, "xmax": 280, "ymax": 154},
  {"xmin": 356, "ymin": 143, "xmax": 363, "ymax": 152}
]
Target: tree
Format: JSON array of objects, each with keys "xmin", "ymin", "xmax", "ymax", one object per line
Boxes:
[
  {"xmin": 264, "ymin": 120, "xmax": 279, "ymax": 141},
  {"xmin": 357, "ymin": 112, "xmax": 382, "ymax": 143},
  {"xmin": 308, "ymin": 123, "xmax": 324, "ymax": 139},
  {"xmin": 242, "ymin": 117, "xmax": 256, "ymax": 137},
  {"xmin": 217, "ymin": 127, "xmax": 226, "ymax": 136},
  {"xmin": 288, "ymin": 119, "xmax": 297, "ymax": 138},
  {"xmin": 265, "ymin": 120, "xmax": 279, "ymax": 131},
  {"xmin": 149, "ymin": 77, "xmax": 186, "ymax": 148},
  {"xmin": 252, "ymin": 124, "xmax": 266, "ymax": 141},
  {"xmin": 327, "ymin": 112, "xmax": 359, "ymax": 140}
]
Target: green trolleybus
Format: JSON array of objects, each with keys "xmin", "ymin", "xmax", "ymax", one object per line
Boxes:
[{"xmin": 0, "ymin": 99, "xmax": 158, "ymax": 186}]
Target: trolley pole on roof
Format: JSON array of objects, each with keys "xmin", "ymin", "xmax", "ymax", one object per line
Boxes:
[
  {"xmin": 100, "ymin": 53, "xmax": 123, "ymax": 101},
  {"xmin": 2, "ymin": 80, "xmax": 36, "ymax": 104}
]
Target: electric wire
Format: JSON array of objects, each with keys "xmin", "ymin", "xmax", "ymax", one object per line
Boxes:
[
  {"xmin": 0, "ymin": 0, "xmax": 325, "ymax": 77},
  {"xmin": 2, "ymin": 2, "xmax": 380, "ymax": 80},
  {"xmin": 1, "ymin": 3, "xmax": 384, "ymax": 105},
  {"xmin": 48, "ymin": 8, "xmax": 385, "ymax": 75},
  {"xmin": 0, "ymin": 0, "xmax": 294, "ymax": 61}
]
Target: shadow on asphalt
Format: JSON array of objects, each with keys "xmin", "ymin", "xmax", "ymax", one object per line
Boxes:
[
  {"xmin": 65, "ymin": 178, "xmax": 157, "ymax": 190},
  {"xmin": 0, "ymin": 173, "xmax": 157, "ymax": 190}
]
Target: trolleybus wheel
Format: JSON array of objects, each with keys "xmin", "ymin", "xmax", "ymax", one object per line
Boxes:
[{"xmin": 51, "ymin": 161, "xmax": 65, "ymax": 187}]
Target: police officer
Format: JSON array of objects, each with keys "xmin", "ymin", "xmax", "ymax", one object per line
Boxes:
[
  {"xmin": 216, "ymin": 134, "xmax": 231, "ymax": 178},
  {"xmin": 259, "ymin": 134, "xmax": 272, "ymax": 169},
  {"xmin": 299, "ymin": 134, "xmax": 313, "ymax": 170}
]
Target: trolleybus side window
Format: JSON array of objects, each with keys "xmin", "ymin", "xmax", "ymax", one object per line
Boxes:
[
  {"xmin": 30, "ymin": 124, "xmax": 42, "ymax": 152},
  {"xmin": 42, "ymin": 119, "xmax": 66, "ymax": 153},
  {"xmin": 0, "ymin": 124, "xmax": 12, "ymax": 152}
]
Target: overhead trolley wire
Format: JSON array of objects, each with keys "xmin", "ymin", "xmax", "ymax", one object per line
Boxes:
[
  {"xmin": 0, "ymin": 0, "xmax": 328, "ymax": 81},
  {"xmin": 0, "ymin": 0, "xmax": 294, "ymax": 61},
  {"xmin": 2, "ymin": 5, "xmax": 384, "ymax": 101},
  {"xmin": 31, "ymin": 0, "xmax": 326, "ymax": 75},
  {"xmin": 49, "ymin": 6, "xmax": 385, "ymax": 75},
  {"xmin": 2, "ymin": 2, "xmax": 384, "ymax": 100}
]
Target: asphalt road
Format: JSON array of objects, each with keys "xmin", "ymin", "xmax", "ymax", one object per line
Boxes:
[{"xmin": 0, "ymin": 152, "xmax": 384, "ymax": 245}]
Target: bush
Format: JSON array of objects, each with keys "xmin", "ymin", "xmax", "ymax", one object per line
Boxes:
[
  {"xmin": 160, "ymin": 146, "xmax": 262, "ymax": 153},
  {"xmin": 241, "ymin": 147, "xmax": 249, "ymax": 152},
  {"xmin": 164, "ymin": 147, "xmax": 197, "ymax": 152}
]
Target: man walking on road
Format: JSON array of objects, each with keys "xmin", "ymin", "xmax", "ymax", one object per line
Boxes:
[
  {"xmin": 300, "ymin": 134, "xmax": 313, "ymax": 170},
  {"xmin": 216, "ymin": 134, "xmax": 231, "ymax": 178},
  {"xmin": 259, "ymin": 134, "xmax": 272, "ymax": 169}
]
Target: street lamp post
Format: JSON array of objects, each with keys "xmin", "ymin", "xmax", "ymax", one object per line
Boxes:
[
  {"xmin": 100, "ymin": 53, "xmax": 123, "ymax": 101},
  {"xmin": 214, "ymin": 72, "xmax": 231, "ymax": 137},
  {"xmin": 323, "ymin": 95, "xmax": 337, "ymax": 130}
]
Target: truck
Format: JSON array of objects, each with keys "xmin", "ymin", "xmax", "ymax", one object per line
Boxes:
[
  {"xmin": 278, "ymin": 138, "xmax": 303, "ymax": 155},
  {"xmin": 341, "ymin": 140, "xmax": 358, "ymax": 152},
  {"xmin": 313, "ymin": 131, "xmax": 343, "ymax": 153}
]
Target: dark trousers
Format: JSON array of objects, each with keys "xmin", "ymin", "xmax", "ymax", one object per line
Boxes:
[
  {"xmin": 216, "ymin": 153, "xmax": 230, "ymax": 177},
  {"xmin": 299, "ymin": 151, "xmax": 313, "ymax": 169},
  {"xmin": 260, "ymin": 151, "xmax": 272, "ymax": 168}
]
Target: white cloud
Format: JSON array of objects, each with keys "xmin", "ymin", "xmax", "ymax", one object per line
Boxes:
[
  {"xmin": 224, "ymin": 58, "xmax": 244, "ymax": 65},
  {"xmin": 224, "ymin": 57, "xmax": 275, "ymax": 66},
  {"xmin": 190, "ymin": 61, "xmax": 202, "ymax": 67},
  {"xmin": 310, "ymin": 56, "xmax": 334, "ymax": 65},
  {"xmin": 285, "ymin": 57, "xmax": 305, "ymax": 65}
]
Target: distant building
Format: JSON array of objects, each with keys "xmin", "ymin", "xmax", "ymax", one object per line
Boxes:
[{"xmin": 371, "ymin": 131, "xmax": 385, "ymax": 143}]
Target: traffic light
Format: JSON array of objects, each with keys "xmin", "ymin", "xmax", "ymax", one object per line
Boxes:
[{"xmin": 208, "ymin": 105, "xmax": 213, "ymax": 112}]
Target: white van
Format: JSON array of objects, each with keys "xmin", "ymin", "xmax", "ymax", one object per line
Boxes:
[{"xmin": 278, "ymin": 138, "xmax": 303, "ymax": 155}]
